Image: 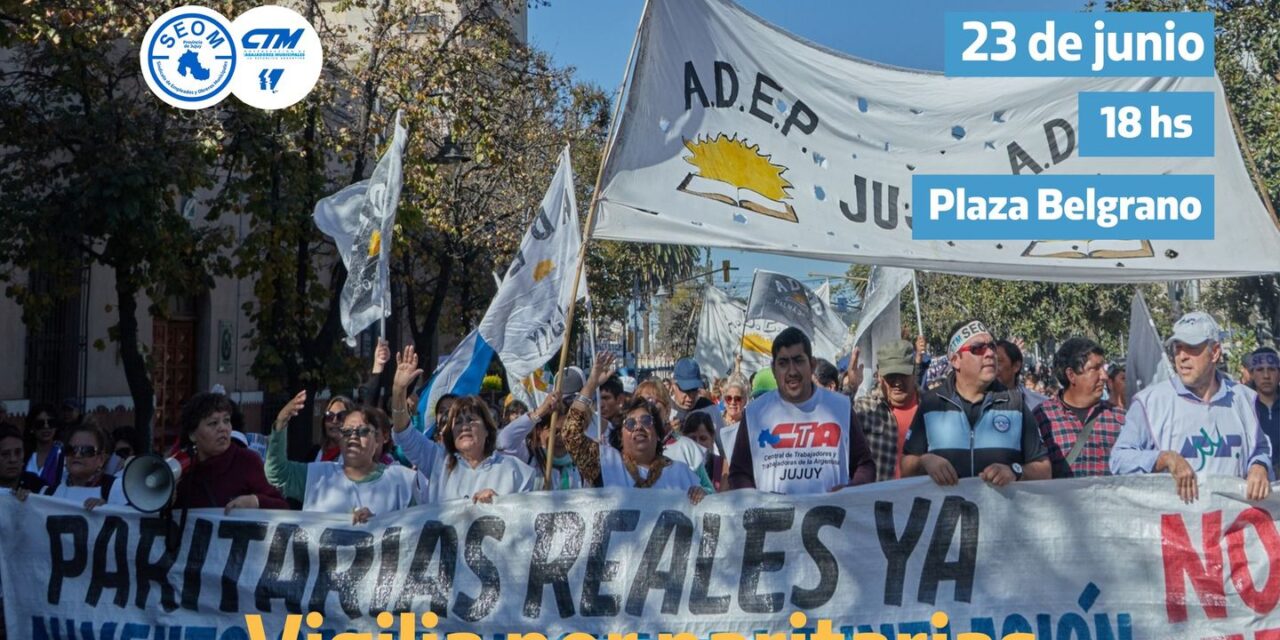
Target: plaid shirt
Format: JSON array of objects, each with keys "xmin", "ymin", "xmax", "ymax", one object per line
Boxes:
[
  {"xmin": 854, "ymin": 387, "xmax": 904, "ymax": 482},
  {"xmin": 1033, "ymin": 395, "xmax": 1126, "ymax": 478}
]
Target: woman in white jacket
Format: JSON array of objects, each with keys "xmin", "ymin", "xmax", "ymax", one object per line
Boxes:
[
  {"xmin": 390, "ymin": 345, "xmax": 539, "ymax": 503},
  {"xmin": 265, "ymin": 394, "xmax": 424, "ymax": 524}
]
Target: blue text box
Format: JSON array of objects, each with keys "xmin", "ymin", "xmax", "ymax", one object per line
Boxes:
[
  {"xmin": 944, "ymin": 12, "xmax": 1214, "ymax": 77},
  {"xmin": 1078, "ymin": 92, "xmax": 1214, "ymax": 157},
  {"xmin": 911, "ymin": 174, "xmax": 1213, "ymax": 240}
]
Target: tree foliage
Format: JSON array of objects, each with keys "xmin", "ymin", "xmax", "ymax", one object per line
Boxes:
[{"xmin": 0, "ymin": 0, "xmax": 234, "ymax": 444}]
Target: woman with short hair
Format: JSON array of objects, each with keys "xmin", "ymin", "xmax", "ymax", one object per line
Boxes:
[{"xmin": 172, "ymin": 392, "xmax": 288, "ymax": 513}]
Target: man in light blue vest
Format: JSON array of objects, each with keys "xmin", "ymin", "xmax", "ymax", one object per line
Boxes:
[{"xmin": 1111, "ymin": 311, "xmax": 1272, "ymax": 502}]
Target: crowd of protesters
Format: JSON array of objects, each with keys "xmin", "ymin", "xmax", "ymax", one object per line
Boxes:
[{"xmin": 3, "ymin": 310, "xmax": 1276, "ymax": 524}]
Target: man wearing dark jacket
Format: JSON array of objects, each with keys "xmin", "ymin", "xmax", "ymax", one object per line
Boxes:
[{"xmin": 902, "ymin": 320, "xmax": 1050, "ymax": 486}]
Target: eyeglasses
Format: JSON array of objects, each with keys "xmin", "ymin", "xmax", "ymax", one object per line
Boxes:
[
  {"xmin": 338, "ymin": 426, "xmax": 374, "ymax": 439},
  {"xmin": 324, "ymin": 411, "xmax": 345, "ymax": 423},
  {"xmin": 66, "ymin": 445, "xmax": 100, "ymax": 458},
  {"xmin": 724, "ymin": 395, "xmax": 744, "ymax": 404},
  {"xmin": 623, "ymin": 415, "xmax": 656, "ymax": 432},
  {"xmin": 957, "ymin": 341, "xmax": 996, "ymax": 357}
]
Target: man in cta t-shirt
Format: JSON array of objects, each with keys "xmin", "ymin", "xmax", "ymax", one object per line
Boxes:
[{"xmin": 728, "ymin": 326, "xmax": 876, "ymax": 494}]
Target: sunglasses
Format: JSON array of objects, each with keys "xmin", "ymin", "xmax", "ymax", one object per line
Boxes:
[
  {"xmin": 115, "ymin": 446, "xmax": 134, "ymax": 458},
  {"xmin": 324, "ymin": 411, "xmax": 345, "ymax": 423},
  {"xmin": 724, "ymin": 395, "xmax": 744, "ymax": 403},
  {"xmin": 338, "ymin": 425, "xmax": 375, "ymax": 439},
  {"xmin": 957, "ymin": 341, "xmax": 997, "ymax": 357},
  {"xmin": 623, "ymin": 414, "xmax": 656, "ymax": 432},
  {"xmin": 66, "ymin": 445, "xmax": 100, "ymax": 458}
]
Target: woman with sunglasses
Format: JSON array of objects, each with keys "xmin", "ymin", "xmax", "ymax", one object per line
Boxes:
[
  {"xmin": 266, "ymin": 399, "xmax": 424, "ymax": 523},
  {"xmin": 309, "ymin": 395, "xmax": 355, "ymax": 463},
  {"xmin": 23, "ymin": 402, "xmax": 64, "ymax": 487},
  {"xmin": 716, "ymin": 375, "xmax": 749, "ymax": 464},
  {"xmin": 388, "ymin": 345, "xmax": 538, "ymax": 503},
  {"xmin": 565, "ymin": 353, "xmax": 707, "ymax": 504},
  {"xmin": 628, "ymin": 379, "xmax": 715, "ymax": 491},
  {"xmin": 31, "ymin": 423, "xmax": 127, "ymax": 509}
]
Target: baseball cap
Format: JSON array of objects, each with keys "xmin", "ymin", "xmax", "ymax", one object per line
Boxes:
[
  {"xmin": 673, "ymin": 358, "xmax": 703, "ymax": 392},
  {"xmin": 554, "ymin": 367, "xmax": 585, "ymax": 395},
  {"xmin": 876, "ymin": 339, "xmax": 915, "ymax": 377},
  {"xmin": 1165, "ymin": 311, "xmax": 1223, "ymax": 348}
]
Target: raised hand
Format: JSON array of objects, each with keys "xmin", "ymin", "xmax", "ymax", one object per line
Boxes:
[
  {"xmin": 274, "ymin": 390, "xmax": 307, "ymax": 432},
  {"xmin": 393, "ymin": 345, "xmax": 424, "ymax": 393},
  {"xmin": 842, "ymin": 347, "xmax": 863, "ymax": 393}
]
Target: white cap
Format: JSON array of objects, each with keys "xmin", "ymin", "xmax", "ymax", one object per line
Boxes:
[{"xmin": 1165, "ymin": 311, "xmax": 1223, "ymax": 348}]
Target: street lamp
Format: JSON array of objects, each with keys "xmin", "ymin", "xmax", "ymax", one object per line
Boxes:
[{"xmin": 427, "ymin": 135, "xmax": 470, "ymax": 164}]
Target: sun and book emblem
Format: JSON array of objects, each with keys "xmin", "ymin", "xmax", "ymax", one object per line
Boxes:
[
  {"xmin": 1021, "ymin": 240, "xmax": 1155, "ymax": 259},
  {"xmin": 679, "ymin": 134, "xmax": 798, "ymax": 223}
]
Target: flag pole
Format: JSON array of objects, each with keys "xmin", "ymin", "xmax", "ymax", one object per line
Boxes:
[
  {"xmin": 910, "ymin": 270, "xmax": 923, "ymax": 338},
  {"xmin": 737, "ymin": 269, "xmax": 759, "ymax": 368},
  {"xmin": 544, "ymin": 0, "xmax": 652, "ymax": 487}
]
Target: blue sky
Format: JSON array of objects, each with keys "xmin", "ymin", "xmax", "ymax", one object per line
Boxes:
[{"xmin": 529, "ymin": 0, "xmax": 1089, "ymax": 297}]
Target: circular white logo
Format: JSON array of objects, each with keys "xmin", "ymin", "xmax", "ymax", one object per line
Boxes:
[
  {"xmin": 141, "ymin": 6, "xmax": 236, "ymax": 110},
  {"xmin": 993, "ymin": 415, "xmax": 1011, "ymax": 433},
  {"xmin": 230, "ymin": 5, "xmax": 323, "ymax": 110}
]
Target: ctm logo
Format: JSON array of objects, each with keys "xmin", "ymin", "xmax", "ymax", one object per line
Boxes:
[
  {"xmin": 242, "ymin": 28, "xmax": 303, "ymax": 50},
  {"xmin": 757, "ymin": 422, "xmax": 841, "ymax": 448}
]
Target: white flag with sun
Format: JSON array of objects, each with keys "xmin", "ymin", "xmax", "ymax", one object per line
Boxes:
[
  {"xmin": 479, "ymin": 145, "xmax": 589, "ymax": 381},
  {"xmin": 595, "ymin": 0, "xmax": 1280, "ymax": 282}
]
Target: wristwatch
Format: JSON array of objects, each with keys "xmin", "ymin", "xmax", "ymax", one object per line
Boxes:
[{"xmin": 1011, "ymin": 462, "xmax": 1024, "ymax": 480}]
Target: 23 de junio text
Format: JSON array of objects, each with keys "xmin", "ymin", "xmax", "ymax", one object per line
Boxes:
[{"xmin": 950, "ymin": 14, "xmax": 1212, "ymax": 76}]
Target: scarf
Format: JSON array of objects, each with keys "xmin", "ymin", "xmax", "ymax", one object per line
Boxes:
[
  {"xmin": 551, "ymin": 453, "xmax": 575, "ymax": 490},
  {"xmin": 622, "ymin": 454, "xmax": 672, "ymax": 488}
]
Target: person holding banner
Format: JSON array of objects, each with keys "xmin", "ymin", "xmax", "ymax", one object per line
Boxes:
[
  {"xmin": 1111, "ymin": 312, "xmax": 1273, "ymax": 502},
  {"xmin": 389, "ymin": 346, "xmax": 538, "ymax": 503},
  {"xmin": 172, "ymin": 392, "xmax": 288, "ymax": 512},
  {"xmin": 627, "ymin": 378, "xmax": 713, "ymax": 488},
  {"xmin": 35, "ymin": 423, "xmax": 127, "ymax": 509},
  {"xmin": 902, "ymin": 320, "xmax": 1050, "ymax": 486},
  {"xmin": 266, "ymin": 401, "xmax": 425, "ymax": 524},
  {"xmin": 728, "ymin": 327, "xmax": 876, "ymax": 493},
  {"xmin": 1247, "ymin": 347, "xmax": 1280, "ymax": 471},
  {"xmin": 855, "ymin": 339, "xmax": 921, "ymax": 482},
  {"xmin": 563, "ymin": 353, "xmax": 707, "ymax": 504},
  {"xmin": 1033, "ymin": 338, "xmax": 1126, "ymax": 479}
]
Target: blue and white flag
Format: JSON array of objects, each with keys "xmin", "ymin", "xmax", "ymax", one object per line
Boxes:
[
  {"xmin": 415, "ymin": 329, "xmax": 495, "ymax": 432},
  {"xmin": 418, "ymin": 146, "xmax": 587, "ymax": 429}
]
